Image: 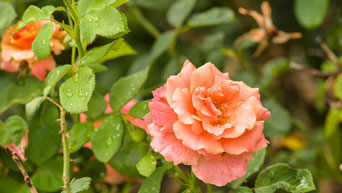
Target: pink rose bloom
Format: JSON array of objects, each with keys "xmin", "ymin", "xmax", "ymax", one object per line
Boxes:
[
  {"xmin": 1, "ymin": 21, "xmax": 66, "ymax": 81},
  {"xmin": 144, "ymin": 60, "xmax": 271, "ymax": 186}
]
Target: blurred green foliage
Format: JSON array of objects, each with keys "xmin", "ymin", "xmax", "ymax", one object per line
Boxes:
[{"xmin": 0, "ymin": 0, "xmax": 341, "ymax": 192}]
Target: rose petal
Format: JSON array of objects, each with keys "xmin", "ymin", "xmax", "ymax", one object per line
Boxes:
[
  {"xmin": 149, "ymin": 124, "xmax": 200, "ymax": 165},
  {"xmin": 30, "ymin": 56, "xmax": 56, "ymax": 81},
  {"xmin": 173, "ymin": 121, "xmax": 224, "ymax": 154},
  {"xmin": 125, "ymin": 115, "xmax": 148, "ymax": 130},
  {"xmin": 192, "ymin": 153, "xmax": 251, "ymax": 186},
  {"xmin": 172, "ymin": 88, "xmax": 194, "ymax": 124},
  {"xmin": 222, "ymin": 121, "xmax": 269, "ymax": 154},
  {"xmin": 190, "ymin": 63, "xmax": 229, "ymax": 93},
  {"xmin": 207, "ymin": 78, "xmax": 240, "ymax": 104},
  {"xmin": 192, "ymin": 87, "xmax": 221, "ymax": 118},
  {"xmin": 236, "ymin": 81, "xmax": 260, "ymax": 102},
  {"xmin": 121, "ymin": 99, "xmax": 138, "ymax": 114},
  {"xmin": 149, "ymin": 100, "xmax": 178, "ymax": 132},
  {"xmin": 166, "ymin": 60, "xmax": 196, "ymax": 104}
]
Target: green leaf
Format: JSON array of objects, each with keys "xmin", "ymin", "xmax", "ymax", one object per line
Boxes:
[
  {"xmin": 167, "ymin": 0, "xmax": 196, "ymax": 27},
  {"xmin": 129, "ymin": 100, "xmax": 151, "ymax": 119},
  {"xmin": 91, "ymin": 115, "xmax": 124, "ymax": 162},
  {"xmin": 80, "ymin": 0, "xmax": 129, "ymax": 10},
  {"xmin": 32, "ymin": 156, "xmax": 63, "ymax": 192},
  {"xmin": 86, "ymin": 63, "xmax": 109, "ymax": 74},
  {"xmin": 80, "ymin": 6, "xmax": 128, "ymax": 43},
  {"xmin": 136, "ymin": 154, "xmax": 157, "ymax": 177},
  {"xmin": 126, "ymin": 123, "xmax": 146, "ymax": 142},
  {"xmin": 0, "ymin": 77, "xmax": 43, "ymax": 114},
  {"xmin": 263, "ymin": 98, "xmax": 292, "ymax": 138},
  {"xmin": 261, "ymin": 58, "xmax": 290, "ymax": 87},
  {"xmin": 77, "ymin": 0, "xmax": 96, "ymax": 16},
  {"xmin": 150, "ymin": 30, "xmax": 177, "ymax": 61},
  {"xmin": 0, "ymin": 116, "xmax": 27, "ymax": 146},
  {"xmin": 60, "ymin": 66, "xmax": 96, "ymax": 114},
  {"xmin": 321, "ymin": 60, "xmax": 337, "ymax": 73},
  {"xmin": 81, "ymin": 40, "xmax": 121, "ymax": 65},
  {"xmin": 230, "ymin": 149, "xmax": 266, "ymax": 189},
  {"xmin": 98, "ymin": 41, "xmax": 136, "ymax": 63},
  {"xmin": 112, "ymin": 0, "xmax": 130, "ymax": 8},
  {"xmin": 88, "ymin": 0, "xmax": 117, "ymax": 10},
  {"xmin": 32, "ymin": 22, "xmax": 54, "ymax": 61},
  {"xmin": 0, "ymin": 2, "xmax": 16, "ymax": 29},
  {"xmin": 295, "ymin": 0, "xmax": 329, "ymax": 29},
  {"xmin": 0, "ymin": 178, "xmax": 30, "ymax": 193},
  {"xmin": 187, "ymin": 7, "xmax": 235, "ymax": 27},
  {"xmin": 80, "ymin": 159, "xmax": 107, "ymax": 182},
  {"xmin": 25, "ymin": 97, "xmax": 45, "ymax": 120},
  {"xmin": 234, "ymin": 187, "xmax": 253, "ymax": 193},
  {"xmin": 85, "ymin": 91, "xmax": 107, "ymax": 120},
  {"xmin": 18, "ymin": 5, "xmax": 54, "ymax": 29},
  {"xmin": 109, "ymin": 67, "xmax": 149, "ymax": 112},
  {"xmin": 69, "ymin": 122, "xmax": 94, "ymax": 153},
  {"xmin": 109, "ymin": 131, "xmax": 143, "ymax": 178},
  {"xmin": 334, "ymin": 74, "xmax": 342, "ymax": 99},
  {"xmin": 324, "ymin": 108, "xmax": 342, "ymax": 137},
  {"xmin": 42, "ymin": 5, "xmax": 56, "ymax": 15},
  {"xmin": 43, "ymin": 65, "xmax": 72, "ymax": 97},
  {"xmin": 26, "ymin": 102, "xmax": 61, "ymax": 165},
  {"xmin": 62, "ymin": 177, "xmax": 92, "ymax": 193},
  {"xmin": 138, "ymin": 166, "xmax": 167, "ymax": 193},
  {"xmin": 80, "ymin": 39, "xmax": 134, "ymax": 65},
  {"xmin": 254, "ymin": 163, "xmax": 316, "ymax": 193}
]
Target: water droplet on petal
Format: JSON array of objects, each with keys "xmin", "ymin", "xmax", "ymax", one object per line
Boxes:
[
  {"xmin": 67, "ymin": 92, "xmax": 73, "ymax": 97},
  {"xmin": 94, "ymin": 16, "xmax": 99, "ymax": 21},
  {"xmin": 42, "ymin": 39, "xmax": 47, "ymax": 45}
]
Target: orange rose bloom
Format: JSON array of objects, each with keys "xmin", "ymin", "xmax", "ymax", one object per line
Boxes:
[{"xmin": 1, "ymin": 20, "xmax": 66, "ymax": 81}]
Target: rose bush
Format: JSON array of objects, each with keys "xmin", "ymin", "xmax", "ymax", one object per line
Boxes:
[
  {"xmin": 145, "ymin": 60, "xmax": 270, "ymax": 186},
  {"xmin": 80, "ymin": 94, "xmax": 146, "ymax": 184},
  {"xmin": 1, "ymin": 21, "xmax": 65, "ymax": 81}
]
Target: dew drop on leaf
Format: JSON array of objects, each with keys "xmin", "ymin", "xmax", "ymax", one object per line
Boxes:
[{"xmin": 106, "ymin": 137, "xmax": 113, "ymax": 146}]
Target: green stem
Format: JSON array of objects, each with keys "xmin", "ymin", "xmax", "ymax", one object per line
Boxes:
[
  {"xmin": 74, "ymin": 21, "xmax": 85, "ymax": 58},
  {"xmin": 61, "ymin": 109, "xmax": 71, "ymax": 193},
  {"xmin": 71, "ymin": 46, "xmax": 76, "ymax": 66},
  {"xmin": 174, "ymin": 166, "xmax": 188, "ymax": 183},
  {"xmin": 129, "ymin": 6, "xmax": 160, "ymax": 38},
  {"xmin": 206, "ymin": 184, "xmax": 213, "ymax": 193},
  {"xmin": 47, "ymin": 97, "xmax": 71, "ymax": 193},
  {"xmin": 63, "ymin": 0, "xmax": 78, "ymax": 22},
  {"xmin": 63, "ymin": 0, "xmax": 84, "ymax": 59}
]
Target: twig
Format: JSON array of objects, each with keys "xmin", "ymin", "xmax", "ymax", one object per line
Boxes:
[
  {"xmin": 316, "ymin": 37, "xmax": 341, "ymax": 69},
  {"xmin": 46, "ymin": 97, "xmax": 71, "ymax": 193},
  {"xmin": 290, "ymin": 62, "xmax": 330, "ymax": 78},
  {"xmin": 5, "ymin": 148, "xmax": 38, "ymax": 193},
  {"xmin": 46, "ymin": 97, "xmax": 64, "ymax": 110},
  {"xmin": 60, "ymin": 108, "xmax": 71, "ymax": 193}
]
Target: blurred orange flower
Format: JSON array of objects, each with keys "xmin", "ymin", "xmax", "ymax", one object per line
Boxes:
[{"xmin": 1, "ymin": 20, "xmax": 66, "ymax": 80}]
